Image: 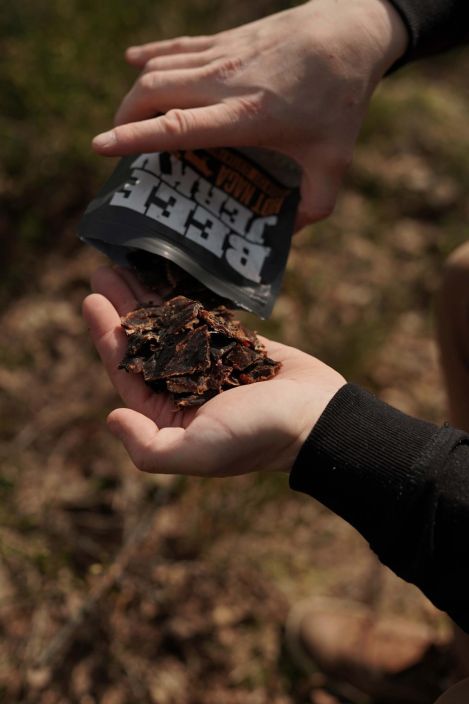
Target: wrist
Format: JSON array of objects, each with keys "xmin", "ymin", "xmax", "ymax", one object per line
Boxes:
[
  {"xmin": 302, "ymin": 0, "xmax": 408, "ymax": 80},
  {"xmin": 280, "ymin": 375, "xmax": 347, "ymax": 474},
  {"xmin": 357, "ymin": 0, "xmax": 409, "ymax": 76}
]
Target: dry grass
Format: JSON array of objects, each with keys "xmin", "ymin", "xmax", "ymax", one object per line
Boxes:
[{"xmin": 2, "ymin": 2, "xmax": 469, "ymax": 702}]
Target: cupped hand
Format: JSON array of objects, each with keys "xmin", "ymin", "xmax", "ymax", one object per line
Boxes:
[
  {"xmin": 92, "ymin": 0, "xmax": 407, "ymax": 228},
  {"xmin": 82, "ymin": 267, "xmax": 345, "ymax": 476}
]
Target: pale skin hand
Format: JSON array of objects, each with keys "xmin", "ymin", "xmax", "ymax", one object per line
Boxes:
[
  {"xmin": 92, "ymin": 0, "xmax": 407, "ymax": 227},
  {"xmin": 82, "ymin": 268, "xmax": 346, "ymax": 477}
]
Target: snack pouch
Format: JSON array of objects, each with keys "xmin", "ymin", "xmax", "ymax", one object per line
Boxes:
[{"xmin": 78, "ymin": 147, "xmax": 300, "ymax": 318}]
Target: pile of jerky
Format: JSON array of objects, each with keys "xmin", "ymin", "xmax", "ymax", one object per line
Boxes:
[{"xmin": 119, "ymin": 252, "xmax": 281, "ymax": 409}]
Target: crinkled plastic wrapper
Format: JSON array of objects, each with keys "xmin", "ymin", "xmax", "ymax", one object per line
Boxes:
[{"xmin": 78, "ymin": 147, "xmax": 300, "ymax": 318}]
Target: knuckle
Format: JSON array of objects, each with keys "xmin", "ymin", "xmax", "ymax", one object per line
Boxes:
[
  {"xmin": 234, "ymin": 93, "xmax": 264, "ymax": 121},
  {"xmin": 162, "ymin": 109, "xmax": 191, "ymax": 136},
  {"xmin": 302, "ymin": 199, "xmax": 336, "ymax": 223},
  {"xmin": 144, "ymin": 57, "xmax": 159, "ymax": 72},
  {"xmin": 133, "ymin": 445, "xmax": 153, "ymax": 473},
  {"xmin": 137, "ymin": 72, "xmax": 158, "ymax": 93},
  {"xmin": 170, "ymin": 35, "xmax": 191, "ymax": 51},
  {"xmin": 314, "ymin": 202, "xmax": 335, "ymax": 220},
  {"xmin": 321, "ymin": 146, "xmax": 352, "ymax": 175},
  {"xmin": 208, "ymin": 56, "xmax": 244, "ymax": 81}
]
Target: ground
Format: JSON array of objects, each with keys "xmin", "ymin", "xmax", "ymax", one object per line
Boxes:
[{"xmin": 2, "ymin": 2, "xmax": 469, "ymax": 702}]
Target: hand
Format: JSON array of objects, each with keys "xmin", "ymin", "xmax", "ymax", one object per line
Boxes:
[
  {"xmin": 92, "ymin": 0, "xmax": 407, "ymax": 228},
  {"xmin": 82, "ymin": 267, "xmax": 346, "ymax": 476}
]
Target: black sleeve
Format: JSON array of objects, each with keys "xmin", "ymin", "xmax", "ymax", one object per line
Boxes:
[
  {"xmin": 289, "ymin": 383, "xmax": 469, "ymax": 633},
  {"xmin": 387, "ymin": 0, "xmax": 469, "ymax": 65}
]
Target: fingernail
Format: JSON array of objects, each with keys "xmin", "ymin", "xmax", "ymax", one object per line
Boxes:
[
  {"xmin": 126, "ymin": 47, "xmax": 141, "ymax": 58},
  {"xmin": 92, "ymin": 130, "xmax": 117, "ymax": 149}
]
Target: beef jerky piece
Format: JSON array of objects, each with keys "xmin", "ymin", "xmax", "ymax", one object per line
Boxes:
[
  {"xmin": 176, "ymin": 280, "xmax": 229, "ymax": 310},
  {"xmin": 126, "ymin": 299, "xmax": 201, "ymax": 339},
  {"xmin": 166, "ymin": 374, "xmax": 210, "ymax": 395},
  {"xmin": 121, "ymin": 305, "xmax": 164, "ymax": 333},
  {"xmin": 127, "ymin": 250, "xmax": 177, "ymax": 298},
  {"xmin": 175, "ymin": 394, "xmax": 206, "ymax": 408},
  {"xmin": 125, "ymin": 331, "xmax": 160, "ymax": 356},
  {"xmin": 120, "ymin": 293, "xmax": 282, "ymax": 408},
  {"xmin": 239, "ymin": 365, "xmax": 278, "ymax": 383},
  {"xmin": 147, "ymin": 379, "xmax": 167, "ymax": 393},
  {"xmin": 120, "ymin": 331, "xmax": 159, "ymax": 372},
  {"xmin": 170, "ymin": 325, "xmax": 210, "ymax": 374},
  {"xmin": 128, "ymin": 251, "xmax": 229, "ymax": 309},
  {"xmin": 159, "ymin": 296, "xmax": 202, "ymax": 335},
  {"xmin": 239, "ymin": 357, "xmax": 281, "ymax": 384},
  {"xmin": 149, "ymin": 326, "xmax": 211, "ymax": 380},
  {"xmin": 175, "ymin": 390, "xmax": 216, "ymax": 408},
  {"xmin": 120, "ymin": 356, "xmax": 145, "ymax": 374},
  {"xmin": 205, "ymin": 359, "xmax": 237, "ymax": 392},
  {"xmin": 198, "ymin": 308, "xmax": 233, "ymax": 337},
  {"xmin": 236, "ymin": 321, "xmax": 259, "ymax": 348},
  {"xmin": 209, "ymin": 335, "xmax": 237, "ymax": 361},
  {"xmin": 199, "ymin": 308, "xmax": 253, "ymax": 346},
  {"xmin": 213, "ymin": 305, "xmax": 234, "ymax": 321},
  {"xmin": 142, "ymin": 353, "xmax": 164, "ymax": 383},
  {"xmin": 225, "ymin": 344, "xmax": 259, "ymax": 371},
  {"xmin": 142, "ymin": 336, "xmax": 180, "ymax": 381},
  {"xmin": 202, "ymin": 306, "xmax": 258, "ymax": 347}
]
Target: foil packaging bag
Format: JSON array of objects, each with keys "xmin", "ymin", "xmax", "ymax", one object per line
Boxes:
[{"xmin": 78, "ymin": 147, "xmax": 300, "ymax": 317}]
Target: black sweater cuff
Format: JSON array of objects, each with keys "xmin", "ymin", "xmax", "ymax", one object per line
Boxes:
[
  {"xmin": 289, "ymin": 383, "xmax": 469, "ymax": 565},
  {"xmin": 387, "ymin": 0, "xmax": 469, "ymax": 68},
  {"xmin": 290, "ymin": 383, "xmax": 438, "ymax": 540},
  {"xmin": 289, "ymin": 383, "xmax": 469, "ymax": 630}
]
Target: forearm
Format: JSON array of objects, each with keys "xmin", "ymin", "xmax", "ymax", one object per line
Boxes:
[{"xmin": 290, "ymin": 384, "xmax": 469, "ymax": 632}]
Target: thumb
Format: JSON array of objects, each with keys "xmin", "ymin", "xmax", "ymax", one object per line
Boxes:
[
  {"xmin": 107, "ymin": 408, "xmax": 229, "ymax": 476},
  {"xmin": 92, "ymin": 102, "xmax": 255, "ymax": 156},
  {"xmin": 107, "ymin": 407, "xmax": 187, "ymax": 474},
  {"xmin": 295, "ymin": 164, "xmax": 341, "ymax": 229}
]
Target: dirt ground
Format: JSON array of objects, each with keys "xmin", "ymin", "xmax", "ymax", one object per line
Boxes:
[{"xmin": 3, "ymin": 2, "xmax": 469, "ymax": 703}]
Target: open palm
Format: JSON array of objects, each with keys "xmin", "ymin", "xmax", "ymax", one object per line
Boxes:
[{"xmin": 82, "ymin": 267, "xmax": 345, "ymax": 476}]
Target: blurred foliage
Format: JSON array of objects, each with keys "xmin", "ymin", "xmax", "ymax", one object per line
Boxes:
[{"xmin": 2, "ymin": 1, "xmax": 469, "ymax": 702}]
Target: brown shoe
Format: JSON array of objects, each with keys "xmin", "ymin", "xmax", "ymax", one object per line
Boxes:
[{"xmin": 286, "ymin": 597, "xmax": 451, "ymax": 704}]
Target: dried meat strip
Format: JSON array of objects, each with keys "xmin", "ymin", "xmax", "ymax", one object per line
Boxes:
[
  {"xmin": 166, "ymin": 374, "xmax": 210, "ymax": 395},
  {"xmin": 225, "ymin": 344, "xmax": 259, "ymax": 371},
  {"xmin": 160, "ymin": 296, "xmax": 202, "ymax": 335},
  {"xmin": 175, "ymin": 392, "xmax": 215, "ymax": 408},
  {"xmin": 121, "ymin": 305, "xmax": 164, "ymax": 333},
  {"xmin": 120, "ymin": 356, "xmax": 145, "ymax": 374},
  {"xmin": 209, "ymin": 335, "xmax": 237, "ymax": 361},
  {"xmin": 120, "ymin": 284, "xmax": 281, "ymax": 408},
  {"xmin": 239, "ymin": 357, "xmax": 281, "ymax": 384}
]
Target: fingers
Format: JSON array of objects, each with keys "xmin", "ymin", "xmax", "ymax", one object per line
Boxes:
[
  {"xmin": 107, "ymin": 408, "xmax": 223, "ymax": 476},
  {"xmin": 93, "ymin": 101, "xmax": 257, "ymax": 156},
  {"xmin": 300, "ymin": 168, "xmax": 337, "ymax": 223},
  {"xmin": 90, "ymin": 266, "xmax": 139, "ymax": 316},
  {"xmin": 294, "ymin": 150, "xmax": 350, "ymax": 226},
  {"xmin": 141, "ymin": 52, "xmax": 212, "ymax": 73},
  {"xmin": 125, "ymin": 36, "xmax": 215, "ymax": 67},
  {"xmin": 107, "ymin": 408, "xmax": 162, "ymax": 472},
  {"xmin": 113, "ymin": 68, "xmax": 215, "ymax": 126},
  {"xmin": 82, "ymin": 292, "xmax": 151, "ymax": 409},
  {"xmin": 84, "ymin": 268, "xmax": 156, "ymax": 410}
]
